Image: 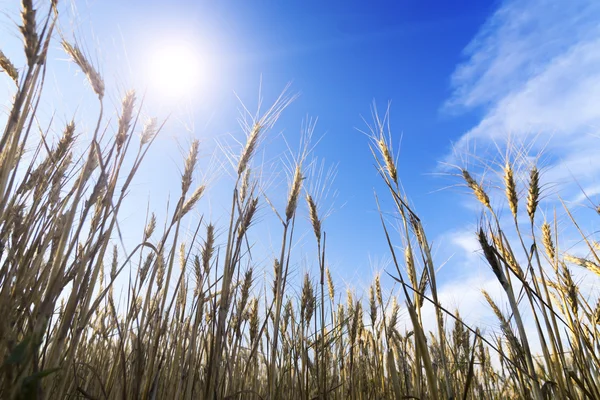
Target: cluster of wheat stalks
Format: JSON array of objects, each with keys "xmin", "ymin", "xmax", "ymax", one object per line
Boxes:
[{"xmin": 2, "ymin": 2, "xmax": 600, "ymax": 400}]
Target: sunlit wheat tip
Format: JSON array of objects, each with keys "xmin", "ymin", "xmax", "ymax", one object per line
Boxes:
[
  {"xmin": 49, "ymin": 153, "xmax": 72, "ymax": 205},
  {"xmin": 378, "ymin": 137, "xmax": 397, "ymax": 184},
  {"xmin": 0, "ymin": 49, "xmax": 18, "ymax": 83},
  {"xmin": 565, "ymin": 254, "xmax": 600, "ymax": 277},
  {"xmin": 62, "ymin": 40, "xmax": 105, "ymax": 99},
  {"xmin": 180, "ymin": 185, "xmax": 206, "ymax": 218},
  {"xmin": 463, "ymin": 170, "xmax": 491, "ymax": 210},
  {"xmin": 405, "ymin": 246, "xmax": 417, "ymax": 288},
  {"xmin": 482, "ymin": 290, "xmax": 506, "ymax": 326},
  {"xmin": 177, "ymin": 278, "xmax": 187, "ymax": 309},
  {"xmin": 369, "ymin": 286, "xmax": 377, "ymax": 326},
  {"xmin": 374, "ymin": 274, "xmax": 383, "ymax": 305},
  {"xmin": 559, "ymin": 266, "xmax": 579, "ymax": 314},
  {"xmin": 140, "ymin": 117, "xmax": 158, "ymax": 145},
  {"xmin": 116, "ymin": 90, "xmax": 136, "ymax": 150},
  {"xmin": 527, "ymin": 166, "xmax": 540, "ymax": 222},
  {"xmin": 285, "ymin": 164, "xmax": 303, "ymax": 222},
  {"xmin": 239, "ymin": 267, "xmax": 253, "ymax": 311},
  {"xmin": 202, "ymin": 224, "xmax": 215, "ymax": 273},
  {"xmin": 238, "ymin": 123, "xmax": 261, "ymax": 175},
  {"xmin": 478, "ymin": 228, "xmax": 506, "ymax": 287},
  {"xmin": 388, "ymin": 296, "xmax": 399, "ymax": 333},
  {"xmin": 144, "ymin": 213, "xmax": 156, "ymax": 240},
  {"xmin": 139, "ymin": 253, "xmax": 154, "ymax": 284},
  {"xmin": 181, "ymin": 140, "xmax": 199, "ymax": 195},
  {"xmin": 98, "ymin": 262, "xmax": 105, "ymax": 294},
  {"xmin": 301, "ymin": 274, "xmax": 315, "ymax": 326},
  {"xmin": 20, "ymin": 0, "xmax": 38, "ymax": 66},
  {"xmin": 238, "ymin": 197, "xmax": 259, "ymax": 238},
  {"xmin": 504, "ymin": 163, "xmax": 518, "ymax": 218},
  {"xmin": 239, "ymin": 168, "xmax": 251, "ymax": 204},
  {"xmin": 111, "ymin": 245, "xmax": 118, "ymax": 280},
  {"xmin": 156, "ymin": 254, "xmax": 165, "ymax": 289},
  {"xmin": 306, "ymin": 193, "xmax": 321, "ymax": 241},
  {"xmin": 346, "ymin": 289, "xmax": 354, "ymax": 318},
  {"xmin": 326, "ymin": 268, "xmax": 335, "ymax": 300},
  {"xmin": 193, "ymin": 255, "xmax": 202, "ymax": 295},
  {"xmin": 492, "ymin": 233, "xmax": 523, "ymax": 279},
  {"xmin": 337, "ymin": 303, "xmax": 345, "ymax": 329},
  {"xmin": 541, "ymin": 222, "xmax": 556, "ymax": 264},
  {"xmin": 593, "ymin": 299, "xmax": 600, "ymax": 325},
  {"xmin": 283, "ymin": 299, "xmax": 293, "ymax": 332},
  {"xmin": 53, "ymin": 121, "xmax": 76, "ymax": 162},
  {"xmin": 249, "ymin": 298, "xmax": 259, "ymax": 343},
  {"xmin": 179, "ymin": 242, "xmax": 187, "ymax": 272}
]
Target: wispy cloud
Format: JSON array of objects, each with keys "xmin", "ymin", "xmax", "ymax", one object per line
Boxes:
[
  {"xmin": 447, "ymin": 0, "xmax": 600, "ymax": 112},
  {"xmin": 439, "ymin": 0, "xmax": 600, "ymax": 252},
  {"xmin": 444, "ymin": 0, "xmax": 600, "ymax": 204},
  {"xmin": 433, "ymin": 0, "xmax": 600, "ymax": 349}
]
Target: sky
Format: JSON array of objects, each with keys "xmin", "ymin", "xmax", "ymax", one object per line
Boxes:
[{"xmin": 2, "ymin": 0, "xmax": 600, "ymax": 335}]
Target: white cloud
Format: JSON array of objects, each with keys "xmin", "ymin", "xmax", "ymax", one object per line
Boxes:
[
  {"xmin": 444, "ymin": 0, "xmax": 600, "ymax": 205},
  {"xmin": 380, "ymin": 0, "xmax": 600, "ymax": 368},
  {"xmin": 448, "ymin": 227, "xmax": 480, "ymax": 257},
  {"xmin": 440, "ymin": 0, "xmax": 600, "ymax": 294},
  {"xmin": 418, "ymin": 275, "xmax": 503, "ymax": 331},
  {"xmin": 447, "ymin": 0, "xmax": 600, "ymax": 112}
]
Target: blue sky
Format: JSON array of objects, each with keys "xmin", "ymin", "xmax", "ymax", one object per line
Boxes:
[{"xmin": 2, "ymin": 0, "xmax": 600, "ymax": 330}]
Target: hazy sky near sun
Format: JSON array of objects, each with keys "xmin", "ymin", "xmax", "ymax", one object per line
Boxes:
[{"xmin": 2, "ymin": 0, "xmax": 600, "ymax": 330}]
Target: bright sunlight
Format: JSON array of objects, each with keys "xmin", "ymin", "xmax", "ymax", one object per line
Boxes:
[{"xmin": 146, "ymin": 39, "xmax": 203, "ymax": 99}]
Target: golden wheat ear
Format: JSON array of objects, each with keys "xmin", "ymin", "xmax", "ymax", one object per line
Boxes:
[
  {"xmin": 0, "ymin": 50, "xmax": 19, "ymax": 83},
  {"xmin": 20, "ymin": 0, "xmax": 39, "ymax": 66},
  {"xmin": 62, "ymin": 40, "xmax": 105, "ymax": 99},
  {"xmin": 504, "ymin": 162, "xmax": 519, "ymax": 218},
  {"xmin": 462, "ymin": 169, "xmax": 492, "ymax": 210},
  {"xmin": 527, "ymin": 165, "xmax": 540, "ymax": 222}
]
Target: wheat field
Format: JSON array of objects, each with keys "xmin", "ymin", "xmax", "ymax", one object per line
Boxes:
[{"xmin": 1, "ymin": 2, "xmax": 600, "ymax": 399}]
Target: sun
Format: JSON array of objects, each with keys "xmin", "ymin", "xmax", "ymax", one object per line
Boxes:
[{"xmin": 146, "ymin": 39, "xmax": 203, "ymax": 99}]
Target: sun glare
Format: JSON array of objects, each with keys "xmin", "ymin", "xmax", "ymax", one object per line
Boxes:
[{"xmin": 146, "ymin": 40, "xmax": 204, "ymax": 99}]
